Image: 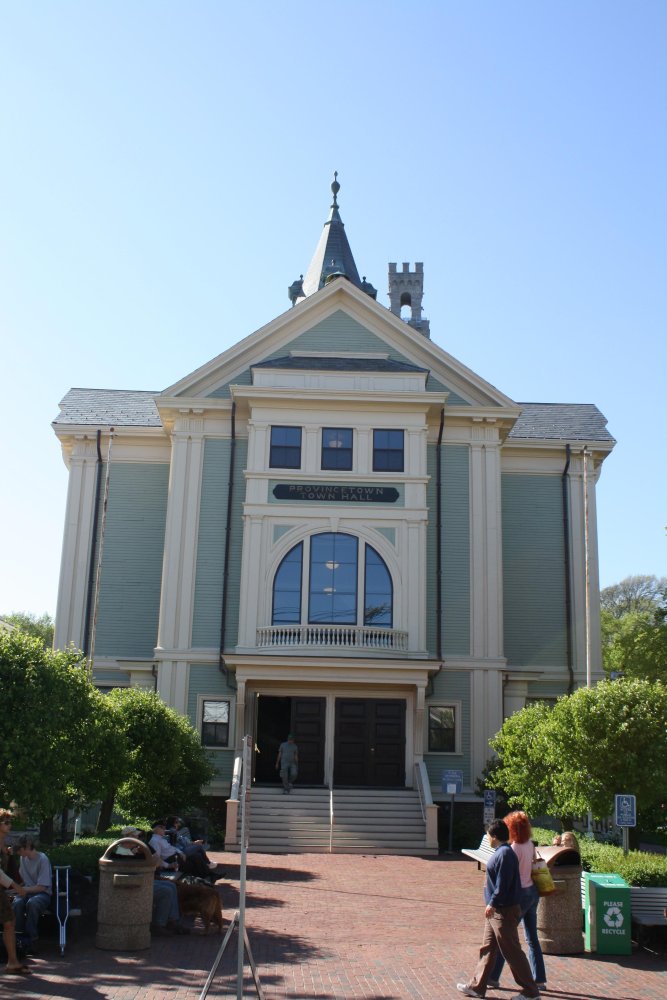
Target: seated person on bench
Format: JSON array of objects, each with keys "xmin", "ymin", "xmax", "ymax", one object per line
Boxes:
[
  {"xmin": 12, "ymin": 835, "xmax": 52, "ymax": 955},
  {"xmin": 165, "ymin": 816, "xmax": 218, "ymax": 882},
  {"xmin": 117, "ymin": 828, "xmax": 189, "ymax": 935}
]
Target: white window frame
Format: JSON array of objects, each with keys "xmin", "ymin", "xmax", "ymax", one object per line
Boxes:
[
  {"xmin": 425, "ymin": 701, "xmax": 462, "ymax": 755},
  {"xmin": 198, "ymin": 695, "xmax": 235, "ymax": 749}
]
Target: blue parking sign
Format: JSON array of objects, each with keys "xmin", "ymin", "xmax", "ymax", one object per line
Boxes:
[
  {"xmin": 615, "ymin": 794, "xmax": 636, "ymax": 828},
  {"xmin": 441, "ymin": 769, "xmax": 463, "ymax": 795}
]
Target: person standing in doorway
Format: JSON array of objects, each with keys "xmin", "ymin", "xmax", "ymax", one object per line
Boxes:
[{"xmin": 275, "ymin": 733, "xmax": 299, "ymax": 793}]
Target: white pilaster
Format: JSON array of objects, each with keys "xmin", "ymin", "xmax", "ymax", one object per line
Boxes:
[
  {"xmin": 54, "ymin": 437, "xmax": 100, "ymax": 650},
  {"xmin": 414, "ymin": 684, "xmax": 426, "ymax": 760},
  {"xmin": 470, "ymin": 667, "xmax": 504, "ymax": 785},
  {"xmin": 156, "ymin": 417, "xmax": 205, "ymax": 654},
  {"xmin": 156, "ymin": 660, "xmax": 189, "ymax": 715},
  {"xmin": 469, "ymin": 423, "xmax": 504, "ymax": 659},
  {"xmin": 235, "ymin": 680, "xmax": 246, "ymax": 750},
  {"xmin": 237, "ymin": 515, "xmax": 265, "ymax": 646},
  {"xmin": 569, "ymin": 453, "xmax": 604, "ymax": 684}
]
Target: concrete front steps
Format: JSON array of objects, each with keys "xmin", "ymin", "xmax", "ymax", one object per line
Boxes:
[{"xmin": 232, "ymin": 785, "xmax": 437, "ymax": 856}]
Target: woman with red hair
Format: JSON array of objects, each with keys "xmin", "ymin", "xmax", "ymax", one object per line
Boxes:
[{"xmin": 487, "ymin": 811, "xmax": 546, "ymax": 991}]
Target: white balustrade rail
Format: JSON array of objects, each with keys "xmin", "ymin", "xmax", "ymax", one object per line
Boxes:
[{"xmin": 256, "ymin": 624, "xmax": 408, "ymax": 651}]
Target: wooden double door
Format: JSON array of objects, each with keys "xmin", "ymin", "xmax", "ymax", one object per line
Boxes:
[
  {"xmin": 333, "ymin": 698, "xmax": 406, "ymax": 787},
  {"xmin": 254, "ymin": 694, "xmax": 406, "ymax": 788}
]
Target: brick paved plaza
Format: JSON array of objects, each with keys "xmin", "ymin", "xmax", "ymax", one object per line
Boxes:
[{"xmin": 3, "ymin": 852, "xmax": 665, "ymax": 1000}]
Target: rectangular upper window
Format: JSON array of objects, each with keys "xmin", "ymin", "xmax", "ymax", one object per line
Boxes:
[
  {"xmin": 428, "ymin": 705, "xmax": 456, "ymax": 753},
  {"xmin": 373, "ymin": 429, "xmax": 404, "ymax": 472},
  {"xmin": 202, "ymin": 699, "xmax": 230, "ymax": 747},
  {"xmin": 321, "ymin": 428, "xmax": 353, "ymax": 471},
  {"xmin": 270, "ymin": 426, "xmax": 302, "ymax": 469}
]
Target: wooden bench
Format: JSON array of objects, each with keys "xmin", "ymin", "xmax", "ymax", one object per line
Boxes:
[
  {"xmin": 461, "ymin": 836, "xmax": 495, "ymax": 870},
  {"xmin": 630, "ymin": 886, "xmax": 667, "ymax": 928}
]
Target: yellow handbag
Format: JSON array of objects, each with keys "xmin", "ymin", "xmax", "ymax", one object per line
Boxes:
[{"xmin": 531, "ymin": 856, "xmax": 556, "ymax": 896}]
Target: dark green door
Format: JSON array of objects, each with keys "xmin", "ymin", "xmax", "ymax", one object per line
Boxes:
[{"xmin": 334, "ymin": 698, "xmax": 406, "ymax": 787}]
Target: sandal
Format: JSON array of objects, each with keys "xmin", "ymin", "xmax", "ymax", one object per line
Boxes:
[{"xmin": 4, "ymin": 966, "xmax": 31, "ymax": 975}]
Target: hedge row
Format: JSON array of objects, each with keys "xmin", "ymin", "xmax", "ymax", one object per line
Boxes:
[
  {"xmin": 46, "ymin": 836, "xmax": 116, "ymax": 877},
  {"xmin": 532, "ymin": 825, "xmax": 667, "ymax": 888}
]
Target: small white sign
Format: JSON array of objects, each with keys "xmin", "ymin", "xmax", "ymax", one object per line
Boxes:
[{"xmin": 446, "ymin": 783, "xmax": 457, "ymax": 795}]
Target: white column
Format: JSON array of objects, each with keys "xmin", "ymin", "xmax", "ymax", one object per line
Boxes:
[
  {"xmin": 156, "ymin": 660, "xmax": 189, "ymax": 714},
  {"xmin": 414, "ymin": 684, "xmax": 426, "ymax": 760},
  {"xmin": 54, "ymin": 437, "xmax": 100, "ymax": 650},
  {"xmin": 237, "ymin": 515, "xmax": 264, "ymax": 646},
  {"xmin": 156, "ymin": 416, "xmax": 205, "ymax": 654},
  {"xmin": 569, "ymin": 453, "xmax": 604, "ymax": 684},
  {"xmin": 470, "ymin": 667, "xmax": 504, "ymax": 787},
  {"xmin": 568, "ymin": 453, "xmax": 587, "ymax": 684},
  {"xmin": 469, "ymin": 423, "xmax": 504, "ymax": 659},
  {"xmin": 235, "ymin": 680, "xmax": 246, "ymax": 750}
]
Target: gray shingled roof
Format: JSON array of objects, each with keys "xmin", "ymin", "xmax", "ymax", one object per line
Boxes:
[
  {"xmin": 53, "ymin": 389, "xmax": 614, "ymax": 444},
  {"xmin": 510, "ymin": 403, "xmax": 615, "ymax": 442},
  {"xmin": 53, "ymin": 388, "xmax": 162, "ymax": 427},
  {"xmin": 252, "ymin": 356, "xmax": 429, "ymax": 374}
]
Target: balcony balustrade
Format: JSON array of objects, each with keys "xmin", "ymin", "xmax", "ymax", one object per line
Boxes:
[{"xmin": 256, "ymin": 624, "xmax": 409, "ymax": 651}]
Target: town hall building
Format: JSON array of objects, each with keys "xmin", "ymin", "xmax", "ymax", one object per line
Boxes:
[{"xmin": 53, "ymin": 177, "xmax": 615, "ymax": 852}]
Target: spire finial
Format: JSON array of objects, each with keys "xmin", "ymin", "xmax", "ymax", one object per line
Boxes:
[{"xmin": 331, "ymin": 170, "xmax": 340, "ymax": 207}]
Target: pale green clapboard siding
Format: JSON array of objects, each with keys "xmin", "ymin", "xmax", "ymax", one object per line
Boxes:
[
  {"xmin": 526, "ymin": 680, "xmax": 568, "ymax": 701},
  {"xmin": 192, "ymin": 438, "xmax": 247, "ymax": 648},
  {"xmin": 502, "ymin": 474, "xmax": 567, "ymax": 667},
  {"xmin": 426, "ymin": 443, "xmax": 470, "ymax": 657},
  {"xmin": 208, "ymin": 309, "xmax": 469, "ymax": 403},
  {"xmin": 94, "ymin": 669, "xmax": 131, "ymax": 686},
  {"xmin": 187, "ymin": 663, "xmax": 237, "ymax": 784},
  {"xmin": 92, "ymin": 463, "xmax": 169, "ymax": 659},
  {"xmin": 424, "ymin": 669, "xmax": 472, "ymax": 786}
]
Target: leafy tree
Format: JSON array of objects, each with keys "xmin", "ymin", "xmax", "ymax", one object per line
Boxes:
[
  {"xmin": 489, "ymin": 679, "xmax": 667, "ymax": 831},
  {"xmin": 0, "ymin": 631, "xmax": 125, "ymax": 828},
  {"xmin": 601, "ymin": 589, "xmax": 667, "ymax": 682},
  {"xmin": 600, "ymin": 575, "xmax": 666, "ymax": 619},
  {"xmin": 1, "ymin": 611, "xmax": 54, "ymax": 648},
  {"xmin": 96, "ymin": 688, "xmax": 216, "ymax": 831}
]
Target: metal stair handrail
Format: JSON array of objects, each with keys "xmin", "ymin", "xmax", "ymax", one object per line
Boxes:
[{"xmin": 414, "ymin": 760, "xmax": 433, "ymax": 822}]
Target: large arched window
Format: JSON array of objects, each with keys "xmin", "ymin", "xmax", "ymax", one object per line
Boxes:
[{"xmin": 272, "ymin": 532, "xmax": 393, "ymax": 628}]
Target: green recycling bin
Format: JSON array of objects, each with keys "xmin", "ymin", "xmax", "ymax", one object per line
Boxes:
[{"xmin": 584, "ymin": 872, "xmax": 632, "ymax": 955}]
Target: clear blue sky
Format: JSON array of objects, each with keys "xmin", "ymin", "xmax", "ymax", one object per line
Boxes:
[{"xmin": 1, "ymin": 1, "xmax": 665, "ymax": 616}]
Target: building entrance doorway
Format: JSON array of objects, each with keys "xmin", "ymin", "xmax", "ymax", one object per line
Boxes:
[
  {"xmin": 254, "ymin": 695, "xmax": 326, "ymax": 785},
  {"xmin": 334, "ymin": 698, "xmax": 406, "ymax": 787}
]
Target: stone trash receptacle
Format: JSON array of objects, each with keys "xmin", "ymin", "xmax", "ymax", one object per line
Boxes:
[
  {"xmin": 536, "ymin": 845, "xmax": 583, "ymax": 954},
  {"xmin": 96, "ymin": 838, "xmax": 155, "ymax": 950}
]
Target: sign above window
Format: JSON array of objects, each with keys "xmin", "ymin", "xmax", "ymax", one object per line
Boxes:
[{"xmin": 272, "ymin": 484, "xmax": 399, "ymax": 503}]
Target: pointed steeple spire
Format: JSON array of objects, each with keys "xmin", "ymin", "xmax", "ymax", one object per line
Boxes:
[{"xmin": 300, "ymin": 174, "xmax": 366, "ymax": 297}]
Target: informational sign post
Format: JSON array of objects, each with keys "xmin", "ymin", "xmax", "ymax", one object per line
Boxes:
[
  {"xmin": 615, "ymin": 794, "xmax": 636, "ymax": 856},
  {"xmin": 441, "ymin": 770, "xmax": 464, "ymax": 853},
  {"xmin": 483, "ymin": 789, "xmax": 496, "ymax": 827}
]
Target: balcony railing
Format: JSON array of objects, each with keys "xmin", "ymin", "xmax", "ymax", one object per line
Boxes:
[{"xmin": 256, "ymin": 624, "xmax": 409, "ymax": 651}]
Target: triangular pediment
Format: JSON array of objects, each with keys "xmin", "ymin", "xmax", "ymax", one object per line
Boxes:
[{"xmin": 161, "ymin": 279, "xmax": 515, "ymax": 410}]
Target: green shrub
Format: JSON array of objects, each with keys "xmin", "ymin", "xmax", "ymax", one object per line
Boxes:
[
  {"xmin": 531, "ymin": 825, "xmax": 667, "ymax": 887},
  {"xmin": 46, "ymin": 836, "xmax": 116, "ymax": 878}
]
